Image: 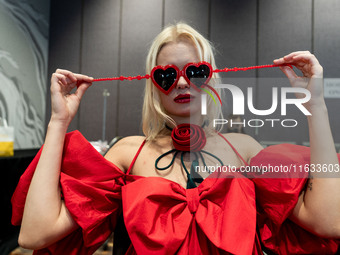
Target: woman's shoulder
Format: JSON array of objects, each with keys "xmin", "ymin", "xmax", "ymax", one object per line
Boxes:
[
  {"xmin": 221, "ymin": 133, "xmax": 264, "ymax": 163},
  {"xmin": 104, "ymin": 135, "xmax": 146, "ymax": 173}
]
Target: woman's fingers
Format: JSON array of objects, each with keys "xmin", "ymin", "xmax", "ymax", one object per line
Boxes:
[
  {"xmin": 49, "ymin": 69, "xmax": 94, "ymax": 125},
  {"xmin": 274, "ymin": 51, "xmax": 311, "ymax": 64},
  {"xmin": 51, "ymin": 73, "xmax": 78, "ymax": 95},
  {"xmin": 289, "ymin": 54, "xmax": 320, "ymax": 66},
  {"xmin": 51, "ymin": 73, "xmax": 68, "ymax": 86},
  {"xmin": 55, "ymin": 69, "xmax": 77, "ymax": 83},
  {"xmin": 288, "ymin": 52, "xmax": 317, "ymax": 65},
  {"xmin": 54, "ymin": 69, "xmax": 93, "ymax": 84},
  {"xmin": 74, "ymin": 82, "xmax": 92, "ymax": 99},
  {"xmin": 279, "ymin": 65, "xmax": 298, "ymax": 81},
  {"xmin": 274, "ymin": 52, "xmax": 324, "ymax": 102},
  {"xmin": 282, "ymin": 51, "xmax": 311, "ymax": 60},
  {"xmin": 274, "ymin": 51, "xmax": 323, "ymax": 78},
  {"xmin": 274, "ymin": 51, "xmax": 304, "ymax": 64},
  {"xmin": 290, "ymin": 53, "xmax": 323, "ymax": 77},
  {"xmin": 51, "ymin": 69, "xmax": 94, "ymax": 94}
]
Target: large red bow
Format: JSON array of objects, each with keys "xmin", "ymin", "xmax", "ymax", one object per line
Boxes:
[{"xmin": 122, "ymin": 176, "xmax": 256, "ymax": 254}]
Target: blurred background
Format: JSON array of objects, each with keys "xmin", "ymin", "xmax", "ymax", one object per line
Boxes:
[
  {"xmin": 0, "ymin": 0, "xmax": 339, "ymax": 254},
  {"xmin": 1, "ymin": 0, "xmax": 340, "ymax": 147}
]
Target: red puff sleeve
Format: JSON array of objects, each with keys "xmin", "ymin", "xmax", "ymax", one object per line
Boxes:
[
  {"xmin": 11, "ymin": 131, "xmax": 125, "ymax": 255},
  {"xmin": 249, "ymin": 144, "xmax": 339, "ymax": 255}
]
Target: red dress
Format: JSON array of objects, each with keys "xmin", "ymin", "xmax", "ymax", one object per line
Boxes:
[{"xmin": 11, "ymin": 131, "xmax": 339, "ymax": 254}]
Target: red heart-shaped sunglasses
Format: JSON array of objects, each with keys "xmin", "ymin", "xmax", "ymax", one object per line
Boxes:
[
  {"xmin": 92, "ymin": 62, "xmax": 291, "ymax": 95},
  {"xmin": 150, "ymin": 62, "xmax": 212, "ymax": 95}
]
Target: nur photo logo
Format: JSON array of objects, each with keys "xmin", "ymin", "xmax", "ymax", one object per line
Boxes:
[{"xmin": 200, "ymin": 81, "xmax": 312, "ymax": 129}]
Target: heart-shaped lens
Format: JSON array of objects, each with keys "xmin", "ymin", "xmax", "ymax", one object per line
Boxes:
[
  {"xmin": 185, "ymin": 64, "xmax": 211, "ymax": 87},
  {"xmin": 153, "ymin": 67, "xmax": 177, "ymax": 91}
]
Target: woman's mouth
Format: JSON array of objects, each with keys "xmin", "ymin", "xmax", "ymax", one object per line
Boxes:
[{"xmin": 174, "ymin": 94, "xmax": 194, "ymax": 103}]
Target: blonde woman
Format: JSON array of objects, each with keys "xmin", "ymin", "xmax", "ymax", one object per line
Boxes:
[{"xmin": 13, "ymin": 23, "xmax": 340, "ymax": 254}]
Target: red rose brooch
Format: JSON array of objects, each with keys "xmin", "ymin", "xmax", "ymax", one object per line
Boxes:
[
  {"xmin": 171, "ymin": 124, "xmax": 206, "ymax": 152},
  {"xmin": 155, "ymin": 123, "xmax": 223, "ymax": 189}
]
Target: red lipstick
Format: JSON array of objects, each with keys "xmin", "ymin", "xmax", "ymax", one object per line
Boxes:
[{"xmin": 174, "ymin": 94, "xmax": 194, "ymax": 103}]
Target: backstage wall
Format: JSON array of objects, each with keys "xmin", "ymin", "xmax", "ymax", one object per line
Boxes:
[
  {"xmin": 1, "ymin": 0, "xmax": 338, "ymax": 149},
  {"xmin": 47, "ymin": 0, "xmax": 340, "ymax": 147},
  {"xmin": 0, "ymin": 0, "xmax": 50, "ymax": 149}
]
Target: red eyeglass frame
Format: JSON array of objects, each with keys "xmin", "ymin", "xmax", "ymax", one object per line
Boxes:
[{"xmin": 150, "ymin": 61, "xmax": 213, "ymax": 95}]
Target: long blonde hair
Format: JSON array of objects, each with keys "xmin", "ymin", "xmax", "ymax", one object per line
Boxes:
[{"xmin": 142, "ymin": 23, "xmax": 222, "ymax": 140}]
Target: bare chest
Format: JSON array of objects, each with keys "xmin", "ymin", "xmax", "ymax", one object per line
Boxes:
[{"xmin": 128, "ymin": 136, "xmax": 247, "ymax": 188}]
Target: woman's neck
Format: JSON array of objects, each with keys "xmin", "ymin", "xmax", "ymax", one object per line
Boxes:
[{"xmin": 170, "ymin": 114, "xmax": 203, "ymax": 126}]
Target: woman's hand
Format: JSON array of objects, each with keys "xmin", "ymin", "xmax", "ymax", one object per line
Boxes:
[
  {"xmin": 50, "ymin": 69, "xmax": 93, "ymax": 126},
  {"xmin": 273, "ymin": 51, "xmax": 324, "ymax": 110}
]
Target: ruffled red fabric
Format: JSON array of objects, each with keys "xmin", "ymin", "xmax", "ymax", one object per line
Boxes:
[
  {"xmin": 11, "ymin": 131, "xmax": 339, "ymax": 254},
  {"xmin": 250, "ymin": 144, "xmax": 339, "ymax": 254},
  {"xmin": 11, "ymin": 131, "xmax": 125, "ymax": 254}
]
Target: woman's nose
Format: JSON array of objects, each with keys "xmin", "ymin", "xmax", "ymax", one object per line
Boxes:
[{"xmin": 176, "ymin": 76, "xmax": 190, "ymax": 89}]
